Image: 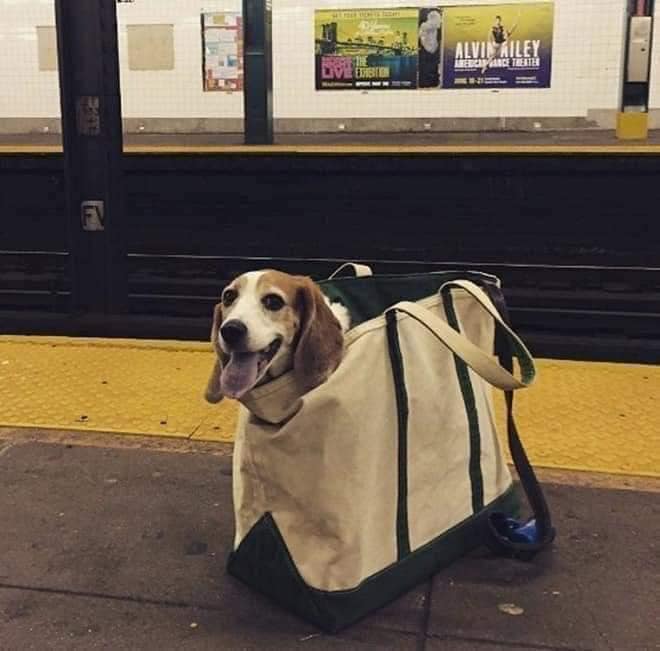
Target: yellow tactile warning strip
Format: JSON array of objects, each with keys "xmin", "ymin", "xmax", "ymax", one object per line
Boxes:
[
  {"xmin": 0, "ymin": 336, "xmax": 658, "ymax": 477},
  {"xmin": 492, "ymin": 362, "xmax": 659, "ymax": 478},
  {"xmin": 0, "ymin": 336, "xmax": 236, "ymax": 443}
]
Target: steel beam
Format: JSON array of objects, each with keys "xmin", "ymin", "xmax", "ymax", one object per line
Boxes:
[{"xmin": 54, "ymin": 0, "xmax": 126, "ymax": 314}]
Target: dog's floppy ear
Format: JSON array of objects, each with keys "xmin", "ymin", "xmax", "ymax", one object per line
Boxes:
[
  {"xmin": 205, "ymin": 303, "xmax": 225, "ymax": 403},
  {"xmin": 205, "ymin": 358, "xmax": 223, "ymax": 404},
  {"xmin": 293, "ymin": 277, "xmax": 344, "ymax": 392}
]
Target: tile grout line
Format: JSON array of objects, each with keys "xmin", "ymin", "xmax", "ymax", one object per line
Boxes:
[
  {"xmin": 0, "ymin": 582, "xmax": 225, "ymax": 613},
  {"xmin": 427, "ymin": 632, "xmax": 589, "ymax": 651}
]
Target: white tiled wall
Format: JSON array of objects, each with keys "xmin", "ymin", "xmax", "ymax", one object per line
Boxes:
[
  {"xmin": 117, "ymin": 0, "xmax": 243, "ymax": 119},
  {"xmin": 0, "ymin": 0, "xmax": 637, "ymax": 123},
  {"xmin": 0, "ymin": 0, "xmax": 60, "ymax": 118},
  {"xmin": 274, "ymin": 0, "xmax": 628, "ymax": 119},
  {"xmin": 0, "ymin": 0, "xmax": 243, "ymax": 120},
  {"xmin": 648, "ymin": 3, "xmax": 660, "ymax": 108}
]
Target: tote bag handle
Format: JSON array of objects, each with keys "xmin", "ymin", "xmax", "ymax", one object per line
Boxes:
[
  {"xmin": 386, "ymin": 280, "xmax": 555, "ymax": 559},
  {"xmin": 387, "ymin": 284, "xmax": 535, "ymax": 391},
  {"xmin": 328, "ymin": 263, "xmax": 373, "ymax": 279}
]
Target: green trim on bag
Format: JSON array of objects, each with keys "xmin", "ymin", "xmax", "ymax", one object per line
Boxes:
[
  {"xmin": 385, "ymin": 310, "xmax": 411, "ymax": 561},
  {"xmin": 442, "ymin": 291, "xmax": 485, "ymax": 514},
  {"xmin": 320, "ymin": 271, "xmax": 499, "ymax": 328},
  {"xmin": 227, "ymin": 486, "xmax": 518, "ymax": 634}
]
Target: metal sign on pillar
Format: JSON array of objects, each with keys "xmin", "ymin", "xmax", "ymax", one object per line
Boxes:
[
  {"xmin": 54, "ymin": 0, "xmax": 127, "ymax": 316},
  {"xmin": 243, "ymin": 0, "xmax": 273, "ymax": 144}
]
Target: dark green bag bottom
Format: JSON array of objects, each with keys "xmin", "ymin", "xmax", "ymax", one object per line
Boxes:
[{"xmin": 227, "ymin": 487, "xmax": 519, "ymax": 633}]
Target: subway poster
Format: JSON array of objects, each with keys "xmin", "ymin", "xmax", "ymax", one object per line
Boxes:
[
  {"xmin": 314, "ymin": 9, "xmax": 420, "ymax": 89},
  {"xmin": 314, "ymin": 4, "xmax": 554, "ymax": 91},
  {"xmin": 441, "ymin": 3, "xmax": 554, "ymax": 89}
]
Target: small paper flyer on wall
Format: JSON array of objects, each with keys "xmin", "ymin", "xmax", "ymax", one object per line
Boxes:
[
  {"xmin": 441, "ymin": 2, "xmax": 554, "ymax": 89},
  {"xmin": 202, "ymin": 12, "xmax": 243, "ymax": 92},
  {"xmin": 314, "ymin": 9, "xmax": 420, "ymax": 89}
]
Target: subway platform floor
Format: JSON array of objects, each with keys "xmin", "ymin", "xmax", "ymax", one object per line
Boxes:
[
  {"xmin": 0, "ymin": 429, "xmax": 658, "ymax": 651},
  {"xmin": 2, "ymin": 128, "xmax": 660, "ymax": 154},
  {"xmin": 0, "ymin": 334, "xmax": 658, "ymax": 649}
]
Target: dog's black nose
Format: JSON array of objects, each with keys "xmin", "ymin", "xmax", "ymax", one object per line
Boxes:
[{"xmin": 220, "ymin": 319, "xmax": 248, "ymax": 346}]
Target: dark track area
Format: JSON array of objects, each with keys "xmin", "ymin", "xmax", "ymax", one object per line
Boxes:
[{"xmin": 1, "ymin": 151, "xmax": 659, "ymax": 362}]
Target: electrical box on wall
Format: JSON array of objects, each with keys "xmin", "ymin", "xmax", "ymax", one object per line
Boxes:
[{"xmin": 627, "ymin": 16, "xmax": 653, "ymax": 82}]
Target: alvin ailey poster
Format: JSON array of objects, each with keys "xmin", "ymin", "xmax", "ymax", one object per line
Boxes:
[{"xmin": 441, "ymin": 2, "xmax": 554, "ymax": 89}]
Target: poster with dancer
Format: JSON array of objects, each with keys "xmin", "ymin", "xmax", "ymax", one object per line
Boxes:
[
  {"xmin": 441, "ymin": 2, "xmax": 554, "ymax": 89},
  {"xmin": 202, "ymin": 12, "xmax": 244, "ymax": 92},
  {"xmin": 315, "ymin": 8, "xmax": 419, "ymax": 90}
]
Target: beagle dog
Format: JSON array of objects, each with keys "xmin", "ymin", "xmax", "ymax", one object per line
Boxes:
[{"xmin": 205, "ymin": 270, "xmax": 350, "ymax": 402}]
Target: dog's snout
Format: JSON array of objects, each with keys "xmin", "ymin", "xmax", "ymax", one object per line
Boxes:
[{"xmin": 220, "ymin": 319, "xmax": 248, "ymax": 347}]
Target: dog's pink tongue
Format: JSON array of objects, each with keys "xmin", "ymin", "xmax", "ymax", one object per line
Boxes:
[{"xmin": 220, "ymin": 352, "xmax": 260, "ymax": 399}]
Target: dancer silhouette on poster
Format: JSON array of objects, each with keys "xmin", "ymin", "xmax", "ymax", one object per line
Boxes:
[{"xmin": 480, "ymin": 11, "xmax": 520, "ymax": 75}]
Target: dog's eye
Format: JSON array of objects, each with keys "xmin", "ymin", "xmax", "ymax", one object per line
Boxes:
[
  {"xmin": 222, "ymin": 289, "xmax": 237, "ymax": 307},
  {"xmin": 262, "ymin": 294, "xmax": 285, "ymax": 311}
]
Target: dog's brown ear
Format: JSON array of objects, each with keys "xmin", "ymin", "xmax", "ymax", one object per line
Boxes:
[
  {"xmin": 205, "ymin": 303, "xmax": 224, "ymax": 403},
  {"xmin": 205, "ymin": 358, "xmax": 224, "ymax": 404},
  {"xmin": 293, "ymin": 277, "xmax": 344, "ymax": 392}
]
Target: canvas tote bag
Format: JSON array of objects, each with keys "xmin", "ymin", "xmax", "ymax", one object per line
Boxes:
[{"xmin": 227, "ymin": 265, "xmax": 555, "ymax": 632}]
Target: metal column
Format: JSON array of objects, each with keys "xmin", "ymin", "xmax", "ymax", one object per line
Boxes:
[
  {"xmin": 243, "ymin": 0, "xmax": 273, "ymax": 144},
  {"xmin": 54, "ymin": 0, "xmax": 127, "ymax": 315}
]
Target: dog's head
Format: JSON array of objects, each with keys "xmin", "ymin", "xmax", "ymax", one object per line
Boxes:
[{"xmin": 205, "ymin": 270, "xmax": 346, "ymax": 402}]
